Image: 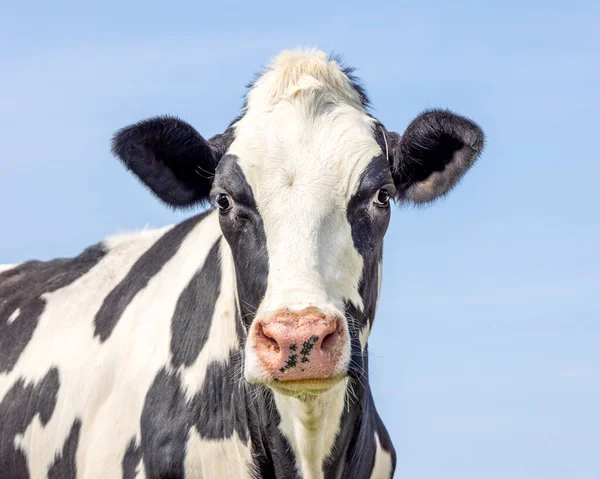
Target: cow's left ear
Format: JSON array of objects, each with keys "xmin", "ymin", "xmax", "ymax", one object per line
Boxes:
[{"xmin": 387, "ymin": 109, "xmax": 484, "ymax": 203}]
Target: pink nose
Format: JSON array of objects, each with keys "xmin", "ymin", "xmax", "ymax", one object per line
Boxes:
[{"xmin": 254, "ymin": 307, "xmax": 346, "ymax": 381}]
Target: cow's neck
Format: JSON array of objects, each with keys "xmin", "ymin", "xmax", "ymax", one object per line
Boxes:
[
  {"xmin": 242, "ymin": 376, "xmax": 373, "ymax": 479},
  {"xmin": 271, "ymin": 380, "xmax": 348, "ymax": 479}
]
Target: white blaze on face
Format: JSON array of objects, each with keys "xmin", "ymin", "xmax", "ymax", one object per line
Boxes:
[{"xmin": 228, "ymin": 51, "xmax": 382, "ymax": 382}]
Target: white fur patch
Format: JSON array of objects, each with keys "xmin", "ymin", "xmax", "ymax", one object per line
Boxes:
[
  {"xmin": 369, "ymin": 433, "xmax": 393, "ymax": 479},
  {"xmin": 244, "ymin": 48, "xmax": 364, "ymax": 113},
  {"xmin": 185, "ymin": 430, "xmax": 254, "ymax": 479},
  {"xmin": 103, "ymin": 224, "xmax": 172, "ymax": 250},
  {"xmin": 359, "ymin": 323, "xmax": 371, "ymax": 352},
  {"xmin": 274, "ymin": 379, "xmax": 348, "ymax": 479},
  {"xmin": 0, "ymin": 264, "xmax": 17, "ymax": 274}
]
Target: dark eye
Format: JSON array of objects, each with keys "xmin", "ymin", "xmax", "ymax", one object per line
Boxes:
[
  {"xmin": 216, "ymin": 193, "xmax": 232, "ymax": 213},
  {"xmin": 374, "ymin": 189, "xmax": 390, "ymax": 207}
]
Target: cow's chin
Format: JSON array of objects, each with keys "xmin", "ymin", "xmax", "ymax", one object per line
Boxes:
[{"xmin": 268, "ymin": 376, "xmax": 346, "ymax": 398}]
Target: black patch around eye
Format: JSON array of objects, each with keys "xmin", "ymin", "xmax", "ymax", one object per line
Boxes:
[
  {"xmin": 346, "ymin": 155, "xmax": 390, "ymax": 345},
  {"xmin": 347, "ymin": 154, "xmax": 392, "ymax": 256},
  {"xmin": 212, "ymin": 155, "xmax": 257, "ymax": 207},
  {"xmin": 213, "ymin": 156, "xmax": 269, "ymax": 326}
]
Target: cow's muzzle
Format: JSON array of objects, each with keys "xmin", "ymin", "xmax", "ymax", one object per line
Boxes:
[{"xmin": 252, "ymin": 306, "xmax": 347, "ymax": 385}]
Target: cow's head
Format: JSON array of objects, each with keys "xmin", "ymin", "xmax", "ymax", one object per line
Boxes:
[{"xmin": 112, "ymin": 50, "xmax": 483, "ymax": 395}]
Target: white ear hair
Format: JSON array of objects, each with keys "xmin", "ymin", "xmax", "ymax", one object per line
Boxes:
[
  {"xmin": 404, "ymin": 145, "xmax": 479, "ymax": 203},
  {"xmin": 382, "ymin": 127, "xmax": 389, "ymax": 164}
]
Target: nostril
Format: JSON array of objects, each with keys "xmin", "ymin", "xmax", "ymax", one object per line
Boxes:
[
  {"xmin": 321, "ymin": 328, "xmax": 340, "ymax": 353},
  {"xmin": 257, "ymin": 322, "xmax": 280, "ymax": 352}
]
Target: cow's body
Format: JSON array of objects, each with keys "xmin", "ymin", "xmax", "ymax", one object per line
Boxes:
[{"xmin": 0, "ymin": 49, "xmax": 484, "ymax": 478}]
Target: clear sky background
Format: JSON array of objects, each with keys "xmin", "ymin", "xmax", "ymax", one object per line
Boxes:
[{"xmin": 1, "ymin": 1, "xmax": 599, "ymax": 477}]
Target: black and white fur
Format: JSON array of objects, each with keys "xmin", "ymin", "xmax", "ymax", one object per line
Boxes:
[{"xmin": 0, "ymin": 48, "xmax": 484, "ymax": 479}]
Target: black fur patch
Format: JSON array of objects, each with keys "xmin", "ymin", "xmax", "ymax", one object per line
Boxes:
[
  {"xmin": 94, "ymin": 211, "xmax": 209, "ymax": 342},
  {"xmin": 208, "ymin": 127, "xmax": 236, "ymax": 159},
  {"xmin": 122, "ymin": 437, "xmax": 142, "ymax": 479},
  {"xmin": 170, "ymin": 238, "xmax": 222, "ymax": 368},
  {"xmin": 324, "ymin": 355, "xmax": 396, "ymax": 479},
  {"xmin": 328, "ymin": 52, "xmax": 370, "ymax": 108},
  {"xmin": 0, "ymin": 244, "xmax": 106, "ymax": 373},
  {"xmin": 140, "ymin": 351, "xmax": 249, "ymax": 478},
  {"xmin": 346, "ymin": 154, "xmax": 392, "ymax": 327},
  {"xmin": 212, "ymin": 156, "xmax": 269, "ymax": 327},
  {"xmin": 140, "ymin": 369, "xmax": 188, "ymax": 479},
  {"xmin": 48, "ymin": 418, "xmax": 81, "ymax": 479},
  {"xmin": 246, "ymin": 388, "xmax": 300, "ymax": 479},
  {"xmin": 0, "ymin": 368, "xmax": 60, "ymax": 478}
]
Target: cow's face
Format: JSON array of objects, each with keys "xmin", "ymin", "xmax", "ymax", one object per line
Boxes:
[
  {"xmin": 113, "ymin": 50, "xmax": 484, "ymax": 394},
  {"xmin": 214, "ymin": 97, "xmax": 390, "ymax": 390}
]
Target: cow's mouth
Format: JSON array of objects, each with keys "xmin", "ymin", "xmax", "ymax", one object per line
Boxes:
[{"xmin": 268, "ymin": 376, "xmax": 346, "ymax": 397}]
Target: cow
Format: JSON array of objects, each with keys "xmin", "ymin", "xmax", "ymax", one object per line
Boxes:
[{"xmin": 0, "ymin": 48, "xmax": 484, "ymax": 479}]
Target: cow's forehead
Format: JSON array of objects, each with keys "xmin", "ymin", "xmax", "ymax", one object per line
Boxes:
[
  {"xmin": 226, "ymin": 50, "xmax": 383, "ymax": 204},
  {"xmin": 230, "ymin": 103, "xmax": 381, "ymax": 202}
]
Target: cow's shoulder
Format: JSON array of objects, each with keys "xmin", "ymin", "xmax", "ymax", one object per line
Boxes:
[{"xmin": 0, "ymin": 244, "xmax": 107, "ymax": 374}]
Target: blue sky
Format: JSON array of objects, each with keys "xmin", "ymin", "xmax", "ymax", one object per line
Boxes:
[{"xmin": 1, "ymin": 1, "xmax": 599, "ymax": 477}]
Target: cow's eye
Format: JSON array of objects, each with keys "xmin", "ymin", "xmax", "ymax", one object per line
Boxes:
[
  {"xmin": 216, "ymin": 193, "xmax": 232, "ymax": 213},
  {"xmin": 374, "ymin": 189, "xmax": 390, "ymax": 208}
]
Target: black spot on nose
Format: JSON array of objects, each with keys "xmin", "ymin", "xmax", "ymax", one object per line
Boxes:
[
  {"xmin": 279, "ymin": 353, "xmax": 298, "ymax": 373},
  {"xmin": 300, "ymin": 335, "xmax": 320, "ymax": 363}
]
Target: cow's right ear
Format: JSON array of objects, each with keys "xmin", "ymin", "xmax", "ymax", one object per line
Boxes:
[{"xmin": 112, "ymin": 116, "xmax": 227, "ymax": 208}]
